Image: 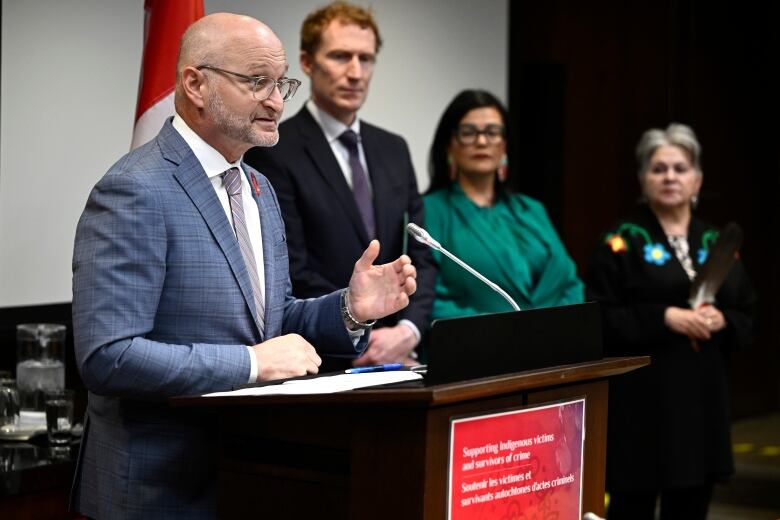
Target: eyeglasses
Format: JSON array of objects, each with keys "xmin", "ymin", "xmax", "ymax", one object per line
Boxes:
[
  {"xmin": 196, "ymin": 65, "xmax": 301, "ymax": 102},
  {"xmin": 454, "ymin": 124, "xmax": 505, "ymax": 145}
]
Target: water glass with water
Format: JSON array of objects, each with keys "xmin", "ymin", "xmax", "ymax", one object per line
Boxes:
[
  {"xmin": 0, "ymin": 371, "xmax": 21, "ymax": 430},
  {"xmin": 45, "ymin": 389, "xmax": 74, "ymax": 445},
  {"xmin": 16, "ymin": 323, "xmax": 66, "ymax": 411}
]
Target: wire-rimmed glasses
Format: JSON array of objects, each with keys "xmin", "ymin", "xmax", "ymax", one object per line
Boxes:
[{"xmin": 196, "ymin": 65, "xmax": 301, "ymax": 102}]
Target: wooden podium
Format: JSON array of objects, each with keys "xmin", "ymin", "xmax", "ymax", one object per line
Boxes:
[{"xmin": 173, "ymin": 356, "xmax": 647, "ymax": 519}]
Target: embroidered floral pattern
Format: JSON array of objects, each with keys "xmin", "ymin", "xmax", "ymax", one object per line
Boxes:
[
  {"xmin": 644, "ymin": 243, "xmax": 671, "ymax": 265},
  {"xmin": 605, "ymin": 222, "xmax": 669, "ymax": 266},
  {"xmin": 603, "ymin": 223, "xmax": 652, "ymax": 254},
  {"xmin": 698, "ymin": 229, "xmax": 719, "ymax": 265},
  {"xmin": 607, "ymin": 222, "xmax": 721, "ymax": 269},
  {"xmin": 606, "ymin": 234, "xmax": 627, "ymax": 253}
]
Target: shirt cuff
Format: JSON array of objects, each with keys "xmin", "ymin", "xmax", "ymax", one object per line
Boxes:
[
  {"xmin": 398, "ymin": 319, "xmax": 421, "ymax": 346},
  {"xmin": 347, "ymin": 326, "xmax": 365, "ymax": 345},
  {"xmin": 246, "ymin": 345, "xmax": 258, "ymax": 383}
]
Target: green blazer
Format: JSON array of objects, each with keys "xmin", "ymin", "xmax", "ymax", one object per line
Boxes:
[{"xmin": 423, "ymin": 184, "xmax": 583, "ymax": 321}]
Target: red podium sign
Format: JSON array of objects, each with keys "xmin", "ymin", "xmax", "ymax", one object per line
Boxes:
[{"xmin": 447, "ymin": 398, "xmax": 585, "ymax": 519}]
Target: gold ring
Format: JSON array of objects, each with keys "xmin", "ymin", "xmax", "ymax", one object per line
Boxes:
[{"xmin": 706, "ymin": 318, "xmax": 713, "ymax": 326}]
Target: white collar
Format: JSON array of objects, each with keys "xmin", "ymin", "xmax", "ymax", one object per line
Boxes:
[
  {"xmin": 306, "ymin": 99, "xmax": 361, "ymax": 145},
  {"xmin": 172, "ymin": 114, "xmax": 242, "ymax": 179}
]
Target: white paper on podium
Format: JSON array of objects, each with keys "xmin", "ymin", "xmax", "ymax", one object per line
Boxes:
[{"xmin": 203, "ymin": 370, "xmax": 423, "ymax": 397}]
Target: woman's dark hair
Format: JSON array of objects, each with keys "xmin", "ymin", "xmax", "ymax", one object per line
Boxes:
[{"xmin": 426, "ymin": 89, "xmax": 511, "ymax": 195}]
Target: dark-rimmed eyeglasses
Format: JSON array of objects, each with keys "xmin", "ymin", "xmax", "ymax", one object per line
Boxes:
[
  {"xmin": 454, "ymin": 124, "xmax": 505, "ymax": 145},
  {"xmin": 196, "ymin": 65, "xmax": 301, "ymax": 102}
]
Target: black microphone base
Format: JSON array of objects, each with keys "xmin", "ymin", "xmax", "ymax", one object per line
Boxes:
[{"xmin": 425, "ymin": 302, "xmax": 603, "ymax": 385}]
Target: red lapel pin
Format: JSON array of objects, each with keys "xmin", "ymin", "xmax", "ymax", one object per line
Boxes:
[{"xmin": 249, "ymin": 172, "xmax": 261, "ymax": 196}]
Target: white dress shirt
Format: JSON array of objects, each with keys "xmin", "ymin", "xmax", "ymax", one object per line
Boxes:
[
  {"xmin": 173, "ymin": 114, "xmax": 364, "ymax": 382},
  {"xmin": 306, "ymin": 99, "xmax": 372, "ymax": 193},
  {"xmin": 172, "ymin": 114, "xmax": 263, "ymax": 382}
]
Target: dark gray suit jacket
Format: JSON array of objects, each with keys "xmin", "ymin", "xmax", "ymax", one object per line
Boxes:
[{"xmin": 245, "ymin": 107, "xmax": 436, "ymax": 364}]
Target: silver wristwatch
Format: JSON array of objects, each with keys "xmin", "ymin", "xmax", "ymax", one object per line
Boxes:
[{"xmin": 341, "ymin": 289, "xmax": 377, "ymax": 330}]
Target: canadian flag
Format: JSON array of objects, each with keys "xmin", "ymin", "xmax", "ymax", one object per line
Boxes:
[{"xmin": 131, "ymin": 0, "xmax": 204, "ymax": 150}]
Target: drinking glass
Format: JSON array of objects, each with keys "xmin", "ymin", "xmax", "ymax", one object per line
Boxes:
[
  {"xmin": 16, "ymin": 324, "xmax": 66, "ymax": 411},
  {"xmin": 0, "ymin": 371, "xmax": 20, "ymax": 430},
  {"xmin": 44, "ymin": 389, "xmax": 74, "ymax": 445}
]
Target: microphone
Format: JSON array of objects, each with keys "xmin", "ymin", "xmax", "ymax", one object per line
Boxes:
[{"xmin": 406, "ymin": 223, "xmax": 521, "ymax": 311}]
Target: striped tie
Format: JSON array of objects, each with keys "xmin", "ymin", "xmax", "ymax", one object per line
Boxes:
[{"xmin": 222, "ymin": 168, "xmax": 265, "ymax": 336}]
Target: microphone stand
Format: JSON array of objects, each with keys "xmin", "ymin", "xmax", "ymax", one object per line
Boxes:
[{"xmin": 407, "ymin": 224, "xmax": 521, "ymax": 311}]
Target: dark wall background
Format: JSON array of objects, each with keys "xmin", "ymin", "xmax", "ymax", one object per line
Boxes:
[{"xmin": 509, "ymin": 0, "xmax": 780, "ymax": 418}]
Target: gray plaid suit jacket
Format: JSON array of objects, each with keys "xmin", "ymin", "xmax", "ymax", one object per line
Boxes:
[{"xmin": 71, "ymin": 119, "xmax": 367, "ymax": 519}]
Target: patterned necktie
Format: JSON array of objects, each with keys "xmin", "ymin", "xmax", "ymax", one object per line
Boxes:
[
  {"xmin": 338, "ymin": 130, "xmax": 375, "ymax": 238},
  {"xmin": 222, "ymin": 168, "xmax": 265, "ymax": 335}
]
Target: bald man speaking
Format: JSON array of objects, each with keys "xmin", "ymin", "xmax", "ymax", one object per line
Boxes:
[{"xmin": 71, "ymin": 13, "xmax": 416, "ymax": 519}]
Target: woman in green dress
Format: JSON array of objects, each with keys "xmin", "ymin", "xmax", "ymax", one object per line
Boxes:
[{"xmin": 423, "ymin": 90, "xmax": 583, "ymax": 321}]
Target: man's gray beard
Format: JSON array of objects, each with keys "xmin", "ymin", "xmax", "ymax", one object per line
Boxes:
[
  {"xmin": 208, "ymin": 91, "xmax": 279, "ymax": 148},
  {"xmin": 263, "ymin": 131, "xmax": 280, "ymax": 147}
]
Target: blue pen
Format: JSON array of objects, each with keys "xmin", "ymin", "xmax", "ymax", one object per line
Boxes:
[{"xmin": 345, "ymin": 363, "xmax": 404, "ymax": 374}]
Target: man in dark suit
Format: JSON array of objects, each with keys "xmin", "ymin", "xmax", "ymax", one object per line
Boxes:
[
  {"xmin": 245, "ymin": 1, "xmax": 436, "ymax": 368},
  {"xmin": 71, "ymin": 13, "xmax": 416, "ymax": 518}
]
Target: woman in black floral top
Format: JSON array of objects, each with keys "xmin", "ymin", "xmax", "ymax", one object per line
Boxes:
[{"xmin": 585, "ymin": 124, "xmax": 755, "ymax": 520}]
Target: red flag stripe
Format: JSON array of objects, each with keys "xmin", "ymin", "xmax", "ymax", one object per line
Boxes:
[{"xmin": 134, "ymin": 0, "xmax": 204, "ymax": 123}]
